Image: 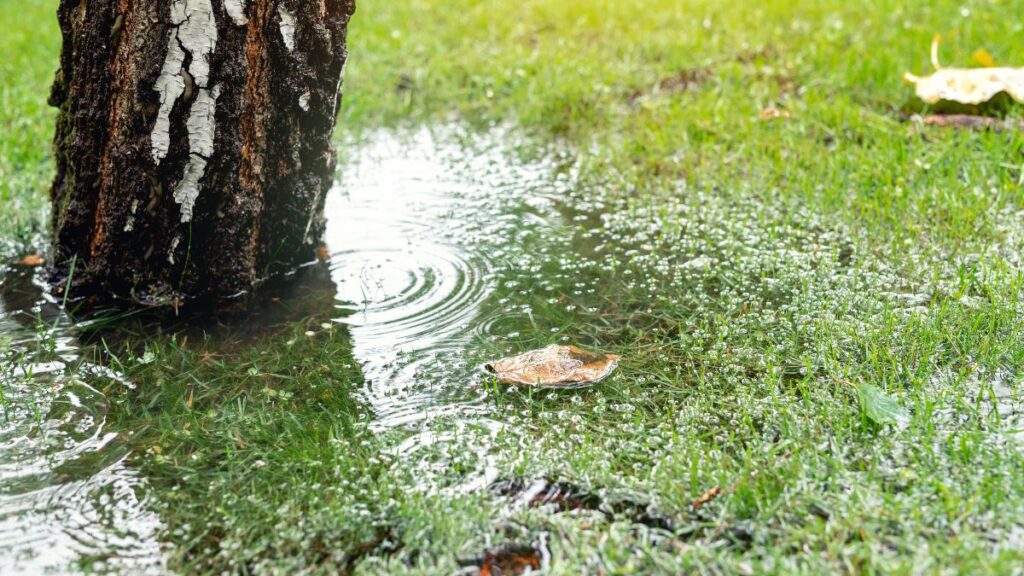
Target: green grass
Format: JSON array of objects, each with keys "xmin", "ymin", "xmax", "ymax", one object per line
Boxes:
[
  {"xmin": 3, "ymin": 0, "xmax": 1024, "ymax": 573},
  {"xmin": 0, "ymin": 0, "xmax": 57, "ymax": 252}
]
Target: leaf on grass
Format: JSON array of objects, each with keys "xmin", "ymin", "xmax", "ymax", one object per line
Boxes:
[
  {"xmin": 856, "ymin": 383, "xmax": 909, "ymax": 427},
  {"xmin": 903, "ymin": 37, "xmax": 1024, "ymax": 106},
  {"xmin": 758, "ymin": 106, "xmax": 791, "ymax": 121},
  {"xmin": 461, "ymin": 543, "xmax": 545, "ymax": 576},
  {"xmin": 485, "ymin": 344, "xmax": 621, "ymax": 387},
  {"xmin": 692, "ymin": 486, "xmax": 723, "ymax": 510},
  {"xmin": 904, "ymin": 67, "xmax": 1024, "ymax": 105}
]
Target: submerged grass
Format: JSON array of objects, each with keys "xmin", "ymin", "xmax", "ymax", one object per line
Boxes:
[
  {"xmin": 103, "ymin": 323, "xmax": 387, "ymax": 573},
  {"xmin": 3, "ymin": 0, "xmax": 1024, "ymax": 573}
]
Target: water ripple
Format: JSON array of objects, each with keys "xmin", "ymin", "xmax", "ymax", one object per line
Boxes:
[
  {"xmin": 322, "ymin": 128, "xmax": 566, "ymax": 489},
  {"xmin": 0, "ymin": 272, "xmax": 165, "ymax": 573}
]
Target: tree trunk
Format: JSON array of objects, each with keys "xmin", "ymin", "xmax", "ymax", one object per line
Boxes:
[{"xmin": 48, "ymin": 0, "xmax": 355, "ymax": 308}]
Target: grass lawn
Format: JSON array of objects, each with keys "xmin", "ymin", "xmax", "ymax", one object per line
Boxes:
[{"xmin": 3, "ymin": 0, "xmax": 1024, "ymax": 573}]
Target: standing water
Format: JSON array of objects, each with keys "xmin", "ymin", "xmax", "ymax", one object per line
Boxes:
[
  {"xmin": 324, "ymin": 127, "xmax": 580, "ymax": 491},
  {"xmin": 0, "ymin": 270, "xmax": 165, "ymax": 573},
  {"xmin": 0, "ymin": 126, "xmax": 588, "ymax": 570}
]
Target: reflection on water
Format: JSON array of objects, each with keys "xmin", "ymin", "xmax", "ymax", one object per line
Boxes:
[
  {"xmin": 0, "ymin": 269, "xmax": 165, "ymax": 574},
  {"xmin": 324, "ymin": 127, "xmax": 577, "ymax": 491},
  {"xmin": 327, "ymin": 132, "xmax": 494, "ymax": 428}
]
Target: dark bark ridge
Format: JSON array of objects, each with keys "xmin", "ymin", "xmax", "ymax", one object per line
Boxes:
[{"xmin": 49, "ymin": 0, "xmax": 355, "ymax": 308}]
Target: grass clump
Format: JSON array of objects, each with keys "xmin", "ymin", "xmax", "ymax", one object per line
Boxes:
[{"xmin": 99, "ymin": 321, "xmax": 394, "ymax": 573}]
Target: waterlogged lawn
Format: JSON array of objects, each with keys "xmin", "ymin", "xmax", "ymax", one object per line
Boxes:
[{"xmin": 2, "ymin": 0, "xmax": 1024, "ymax": 574}]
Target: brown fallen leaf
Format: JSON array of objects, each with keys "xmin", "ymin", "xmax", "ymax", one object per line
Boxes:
[
  {"xmin": 904, "ymin": 36, "xmax": 1024, "ymax": 106},
  {"xmin": 692, "ymin": 486, "xmax": 723, "ymax": 510},
  {"xmin": 478, "ymin": 546, "xmax": 542, "ymax": 576},
  {"xmin": 316, "ymin": 246, "xmax": 331, "ymax": 262},
  {"xmin": 20, "ymin": 254, "xmax": 44, "ymax": 266},
  {"xmin": 758, "ymin": 106, "xmax": 790, "ymax": 121},
  {"xmin": 485, "ymin": 344, "xmax": 621, "ymax": 387}
]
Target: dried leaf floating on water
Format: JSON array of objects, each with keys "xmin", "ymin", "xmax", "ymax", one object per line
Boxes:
[
  {"xmin": 904, "ymin": 36, "xmax": 1024, "ymax": 106},
  {"xmin": 485, "ymin": 344, "xmax": 621, "ymax": 387}
]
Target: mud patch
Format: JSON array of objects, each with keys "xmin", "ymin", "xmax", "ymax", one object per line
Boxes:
[
  {"xmin": 919, "ymin": 114, "xmax": 1024, "ymax": 131},
  {"xmin": 627, "ymin": 67, "xmax": 712, "ymax": 104},
  {"xmin": 491, "ymin": 478, "xmax": 674, "ymax": 531},
  {"xmin": 343, "ymin": 527, "xmax": 402, "ymax": 573}
]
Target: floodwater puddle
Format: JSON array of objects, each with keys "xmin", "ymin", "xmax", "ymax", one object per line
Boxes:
[
  {"xmin": 924, "ymin": 367, "xmax": 1024, "ymax": 446},
  {"xmin": 0, "ymin": 268, "xmax": 165, "ymax": 574},
  {"xmin": 0, "ymin": 125, "xmax": 591, "ymax": 571}
]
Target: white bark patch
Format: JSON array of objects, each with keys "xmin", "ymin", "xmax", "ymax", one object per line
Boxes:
[
  {"xmin": 174, "ymin": 157, "xmax": 209, "ymax": 224},
  {"xmin": 278, "ymin": 6, "xmax": 296, "ymax": 52},
  {"xmin": 172, "ymin": 0, "xmax": 217, "ymax": 87},
  {"xmin": 303, "ymin": 188, "xmax": 322, "ymax": 244},
  {"xmin": 151, "ymin": 0, "xmax": 218, "ymax": 163},
  {"xmin": 150, "ymin": 0, "xmax": 221, "ymax": 221},
  {"xmin": 186, "ymin": 85, "xmax": 220, "ymax": 158},
  {"xmin": 223, "ymin": 0, "xmax": 248, "ymax": 25},
  {"xmin": 331, "ymin": 61, "xmax": 347, "ymax": 113},
  {"xmin": 151, "ymin": 38, "xmax": 186, "ymax": 163},
  {"xmin": 298, "ymin": 91, "xmax": 311, "ymax": 111},
  {"xmin": 173, "ymin": 85, "xmax": 222, "ymax": 222},
  {"xmin": 125, "ymin": 200, "xmax": 140, "ymax": 232}
]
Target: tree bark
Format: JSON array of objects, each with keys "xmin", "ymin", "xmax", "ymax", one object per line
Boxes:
[{"xmin": 48, "ymin": 0, "xmax": 355, "ymax": 308}]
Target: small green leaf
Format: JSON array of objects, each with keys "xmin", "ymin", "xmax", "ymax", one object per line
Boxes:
[{"xmin": 857, "ymin": 383, "xmax": 909, "ymax": 427}]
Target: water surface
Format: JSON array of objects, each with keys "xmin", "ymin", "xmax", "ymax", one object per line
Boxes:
[
  {"xmin": 323, "ymin": 127, "xmax": 582, "ymax": 491},
  {"xmin": 0, "ymin": 126, "xmax": 584, "ymax": 570},
  {"xmin": 0, "ymin": 270, "xmax": 165, "ymax": 573},
  {"xmin": 4, "ymin": 124, "xmax": 1024, "ymax": 573}
]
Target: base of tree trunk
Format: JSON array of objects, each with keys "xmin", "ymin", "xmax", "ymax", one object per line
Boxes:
[{"xmin": 48, "ymin": 0, "xmax": 355, "ymax": 309}]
